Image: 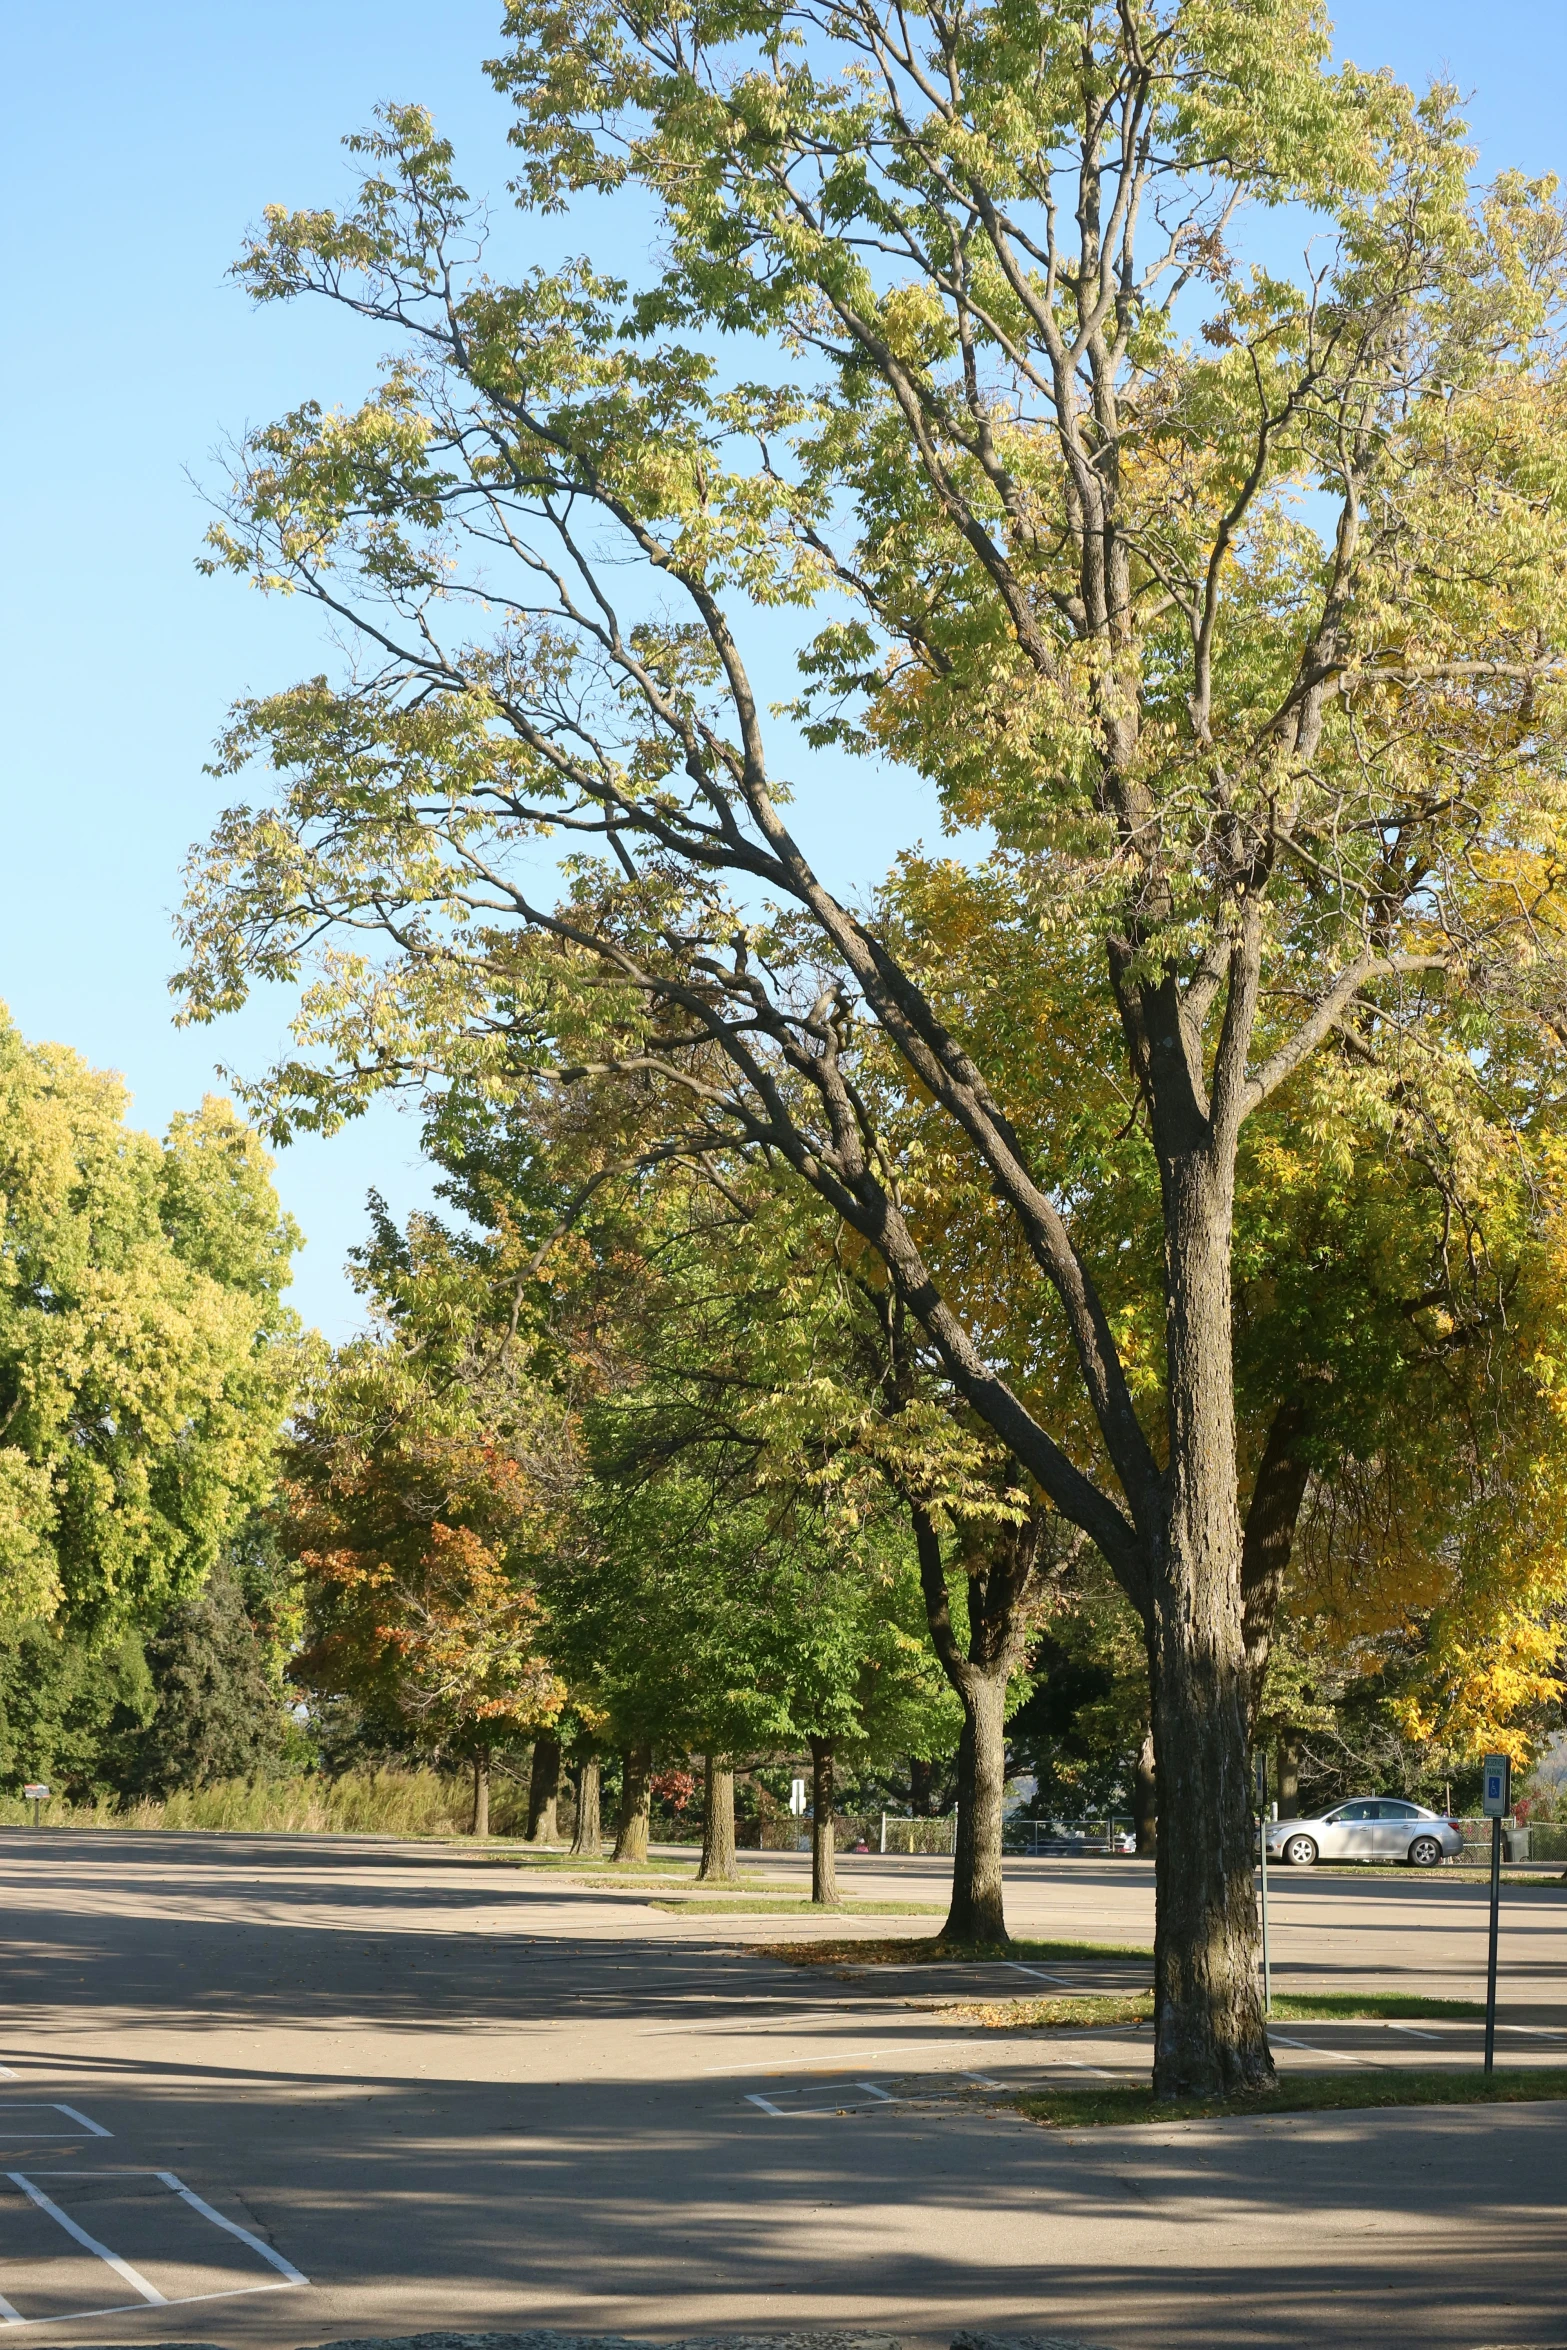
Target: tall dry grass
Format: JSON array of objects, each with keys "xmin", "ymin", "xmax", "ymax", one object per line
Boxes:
[{"xmin": 0, "ymin": 1767, "xmax": 532, "ymax": 1838}]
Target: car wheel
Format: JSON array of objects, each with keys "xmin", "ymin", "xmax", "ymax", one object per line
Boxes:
[
  {"xmin": 1283, "ymin": 1834, "xmax": 1318, "ymax": 1866},
  {"xmin": 1408, "ymin": 1835, "xmax": 1443, "ymax": 1867}
]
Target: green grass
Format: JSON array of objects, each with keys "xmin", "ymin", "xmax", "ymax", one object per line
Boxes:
[
  {"xmin": 510, "ymin": 1852, "xmax": 699, "ymax": 1873},
  {"xmin": 1014, "ymin": 2066, "xmax": 1567, "ymax": 2129},
  {"xmin": 751, "ymin": 1932, "xmax": 1153, "ymax": 1967},
  {"xmin": 651, "ymin": 1897, "xmax": 947, "ymax": 1915},
  {"xmin": 941, "ymin": 1988, "xmax": 1485, "ymax": 2031},
  {"xmin": 1275, "ymin": 1990, "xmax": 1485, "ymax": 2019}
]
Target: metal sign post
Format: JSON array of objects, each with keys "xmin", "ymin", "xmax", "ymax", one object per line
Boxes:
[
  {"xmin": 1481, "ymin": 1751, "xmax": 1511, "ymax": 2073},
  {"xmin": 1255, "ymin": 1752, "xmax": 1272, "ymax": 2017},
  {"xmin": 21, "ymin": 1783, "xmax": 48, "ymax": 1830}
]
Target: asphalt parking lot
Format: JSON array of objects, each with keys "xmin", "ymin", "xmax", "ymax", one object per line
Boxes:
[{"xmin": 0, "ymin": 1832, "xmax": 1563, "ymax": 2349}]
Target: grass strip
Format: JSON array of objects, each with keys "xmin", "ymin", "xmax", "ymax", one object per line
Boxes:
[
  {"xmin": 938, "ymin": 1989, "xmax": 1485, "ymax": 2031},
  {"xmin": 509, "ymin": 1854, "xmax": 698, "ymax": 1874},
  {"xmin": 651, "ymin": 1897, "xmax": 946, "ymax": 1915},
  {"xmin": 750, "ymin": 1932, "xmax": 1152, "ymax": 1967},
  {"xmin": 1014, "ymin": 2065, "xmax": 1567, "ymax": 2129}
]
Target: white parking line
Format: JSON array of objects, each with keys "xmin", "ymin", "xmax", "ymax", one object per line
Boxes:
[
  {"xmin": 1270, "ymin": 2035, "xmax": 1379, "ymax": 2067},
  {"xmin": 155, "ymin": 2173, "xmax": 307, "ymax": 2284},
  {"xmin": 0, "ymin": 2279, "xmax": 303, "ymax": 2331},
  {"xmin": 49, "ymin": 2108, "xmax": 109, "ymax": 2140},
  {"xmin": 0, "ymin": 2172, "xmax": 311, "ymax": 2327},
  {"xmin": 1005, "ymin": 1962, "xmax": 1076, "ymax": 1988},
  {"xmin": 1387, "ymin": 2022, "xmax": 1441, "ymax": 2039},
  {"xmin": 0, "ymin": 2110, "xmax": 110, "ymax": 2142},
  {"xmin": 1498, "ymin": 2024, "xmax": 1567, "ymax": 2040},
  {"xmin": 6, "ymin": 2174, "xmax": 165, "ymax": 2305},
  {"xmin": 744, "ymin": 2084, "xmax": 907, "ymax": 2118}
]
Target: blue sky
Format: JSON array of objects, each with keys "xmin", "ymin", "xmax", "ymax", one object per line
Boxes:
[{"xmin": 4, "ymin": 1, "xmax": 1564, "ymax": 1339}]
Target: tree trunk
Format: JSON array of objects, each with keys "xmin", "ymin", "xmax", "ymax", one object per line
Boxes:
[
  {"xmin": 809, "ymin": 1737, "xmax": 839, "ymax": 1906},
  {"xmin": 527, "ymin": 1733, "xmax": 562, "ymax": 1844},
  {"xmin": 470, "ymin": 1751, "xmax": 490, "ymax": 1840},
  {"xmin": 909, "ymin": 1755, "xmax": 935, "ymax": 1816},
  {"xmin": 1276, "ymin": 1735, "xmax": 1300, "ymax": 1819},
  {"xmin": 911, "ymin": 1504, "xmax": 1040, "ymax": 1948},
  {"xmin": 698, "ymin": 1755, "xmax": 738, "ymax": 1882},
  {"xmin": 1240, "ymin": 1397, "xmax": 1313, "ymax": 1721},
  {"xmin": 613, "ymin": 1744, "xmax": 652, "ymax": 1863},
  {"xmin": 1146, "ymin": 1152, "xmax": 1273, "ymax": 2099},
  {"xmin": 570, "ymin": 1752, "xmax": 601, "ymax": 1855},
  {"xmin": 944, "ymin": 1664, "xmax": 1009, "ymax": 1940},
  {"xmin": 1133, "ymin": 1726, "xmax": 1157, "ymax": 1854}
]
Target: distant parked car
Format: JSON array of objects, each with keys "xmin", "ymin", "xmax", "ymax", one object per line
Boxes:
[{"xmin": 1264, "ymin": 1798, "xmax": 1463, "ymax": 1869}]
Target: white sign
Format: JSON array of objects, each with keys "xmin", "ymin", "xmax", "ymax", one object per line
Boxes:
[
  {"xmin": 788, "ymin": 1777, "xmax": 807, "ymax": 1816},
  {"xmin": 21, "ymin": 1785, "xmax": 48, "ymax": 1803},
  {"xmin": 1482, "ymin": 1754, "xmax": 1511, "ymax": 1818}
]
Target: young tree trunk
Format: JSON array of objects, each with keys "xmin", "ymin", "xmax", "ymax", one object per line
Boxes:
[
  {"xmin": 912, "ymin": 1505, "xmax": 1044, "ymax": 1947},
  {"xmin": 809, "ymin": 1737, "xmax": 839, "ymax": 1906},
  {"xmin": 1276, "ymin": 1736, "xmax": 1301, "ymax": 1819},
  {"xmin": 1240, "ymin": 1397, "xmax": 1313, "ymax": 1721},
  {"xmin": 909, "ymin": 1755, "xmax": 935, "ymax": 1816},
  {"xmin": 944, "ymin": 1665, "xmax": 1009, "ymax": 1940},
  {"xmin": 1146, "ymin": 1155, "xmax": 1273, "ymax": 2098},
  {"xmin": 1133, "ymin": 1727, "xmax": 1157, "ymax": 1854},
  {"xmin": 698, "ymin": 1755, "xmax": 738, "ymax": 1882},
  {"xmin": 527, "ymin": 1734, "xmax": 562, "ymax": 1844},
  {"xmin": 470, "ymin": 1751, "xmax": 490, "ymax": 1840},
  {"xmin": 613, "ymin": 1744, "xmax": 652, "ymax": 1863},
  {"xmin": 570, "ymin": 1752, "xmax": 602, "ymax": 1855}
]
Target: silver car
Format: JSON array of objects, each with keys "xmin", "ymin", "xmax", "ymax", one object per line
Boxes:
[{"xmin": 1264, "ymin": 1797, "xmax": 1464, "ymax": 1869}]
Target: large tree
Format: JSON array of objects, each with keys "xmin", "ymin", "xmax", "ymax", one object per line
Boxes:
[{"xmin": 178, "ymin": 11, "xmax": 1567, "ymax": 2092}]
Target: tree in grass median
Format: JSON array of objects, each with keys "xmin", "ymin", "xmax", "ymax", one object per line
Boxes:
[{"xmin": 179, "ymin": 27, "xmax": 1567, "ymax": 2089}]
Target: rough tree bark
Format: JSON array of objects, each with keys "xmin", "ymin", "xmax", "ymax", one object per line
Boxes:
[
  {"xmin": 1139, "ymin": 1119, "xmax": 1272, "ymax": 2097},
  {"xmin": 1133, "ymin": 1728, "xmax": 1157, "ymax": 1855},
  {"xmin": 912, "ymin": 1504, "xmax": 1045, "ymax": 1945},
  {"xmin": 613, "ymin": 1744, "xmax": 652, "ymax": 1863},
  {"xmin": 698, "ymin": 1755, "xmax": 738, "ymax": 1882},
  {"xmin": 527, "ymin": 1734, "xmax": 562, "ymax": 1844},
  {"xmin": 570, "ymin": 1752, "xmax": 602, "ymax": 1855},
  {"xmin": 809, "ymin": 1737, "xmax": 839, "ymax": 1907},
  {"xmin": 909, "ymin": 1756, "xmax": 936, "ymax": 1816},
  {"xmin": 470, "ymin": 1751, "xmax": 490, "ymax": 1840}
]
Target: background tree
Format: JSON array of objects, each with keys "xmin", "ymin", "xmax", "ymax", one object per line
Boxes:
[
  {"xmin": 282, "ymin": 1257, "xmax": 569, "ymax": 1831},
  {"xmin": 0, "ymin": 1006, "xmax": 301, "ymax": 1639}
]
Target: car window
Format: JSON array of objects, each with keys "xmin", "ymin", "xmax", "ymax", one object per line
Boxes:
[
  {"xmin": 1338, "ymin": 1801, "xmax": 1375, "ymax": 1821},
  {"xmin": 1383, "ymin": 1801, "xmax": 1419, "ymax": 1819}
]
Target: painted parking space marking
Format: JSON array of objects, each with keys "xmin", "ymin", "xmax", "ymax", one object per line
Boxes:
[
  {"xmin": 154, "ymin": 2174, "xmax": 306, "ymax": 2284},
  {"xmin": 742, "ymin": 2061, "xmax": 1140, "ymax": 2116},
  {"xmin": 0, "ymin": 2169, "xmax": 309, "ymax": 2329},
  {"xmin": 6, "ymin": 2175, "xmax": 164, "ymax": 2307},
  {"xmin": 0, "ymin": 2111, "xmax": 109, "ymax": 2141},
  {"xmin": 746, "ymin": 2081, "xmax": 909, "ymax": 2119},
  {"xmin": 1270, "ymin": 2034, "xmax": 1381, "ymax": 2067}
]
